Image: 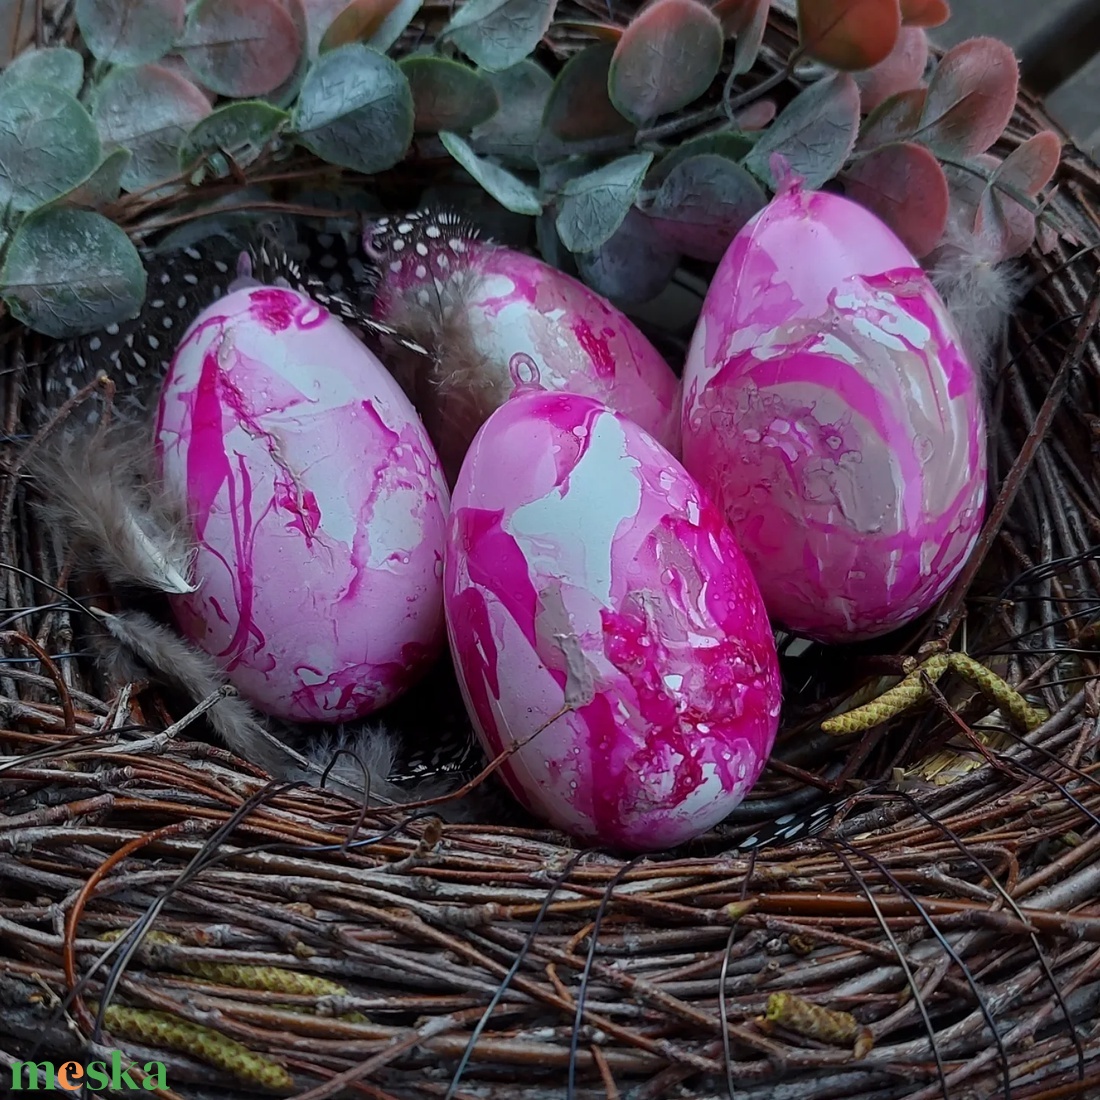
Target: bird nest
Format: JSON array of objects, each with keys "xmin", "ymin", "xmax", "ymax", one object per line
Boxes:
[{"xmin": 4, "ymin": 3, "xmax": 1100, "ymax": 1098}]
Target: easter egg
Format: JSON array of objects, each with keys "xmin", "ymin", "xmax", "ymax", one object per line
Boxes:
[
  {"xmin": 444, "ymin": 389, "xmax": 781, "ymax": 851},
  {"xmin": 156, "ymin": 285, "xmax": 450, "ymax": 722},
  {"xmin": 681, "ymin": 178, "xmax": 987, "ymax": 642},
  {"xmin": 365, "ymin": 210, "xmax": 681, "ymax": 483}
]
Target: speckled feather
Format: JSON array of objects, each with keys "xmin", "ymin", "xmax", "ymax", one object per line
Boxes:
[{"xmin": 43, "ymin": 226, "xmax": 428, "ymax": 417}]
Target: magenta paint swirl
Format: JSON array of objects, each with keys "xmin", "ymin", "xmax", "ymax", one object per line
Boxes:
[
  {"xmin": 444, "ymin": 391, "xmax": 781, "ymax": 852},
  {"xmin": 156, "ymin": 286, "xmax": 450, "ymax": 722},
  {"xmin": 681, "ymin": 181, "xmax": 987, "ymax": 642},
  {"xmin": 368, "ymin": 212, "xmax": 682, "ymax": 467}
]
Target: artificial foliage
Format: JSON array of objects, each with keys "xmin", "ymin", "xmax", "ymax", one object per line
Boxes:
[{"xmin": 0, "ymin": 0, "xmax": 1063, "ymax": 335}]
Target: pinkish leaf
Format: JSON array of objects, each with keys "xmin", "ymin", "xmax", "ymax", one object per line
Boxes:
[
  {"xmin": 539, "ymin": 43, "xmax": 635, "ymax": 154},
  {"xmin": 320, "ymin": 0, "xmax": 403, "ymax": 50},
  {"xmin": 797, "ymin": 0, "xmax": 901, "ymax": 72},
  {"xmin": 842, "ymin": 141, "xmax": 948, "ymax": 256},
  {"xmin": 711, "ymin": 0, "xmax": 769, "ymax": 75},
  {"xmin": 854, "ymin": 26, "xmax": 928, "ymax": 112},
  {"xmin": 899, "ymin": 0, "xmax": 948, "ymax": 27},
  {"xmin": 975, "ymin": 185, "xmax": 1034, "ymax": 260},
  {"xmin": 915, "ymin": 37, "xmax": 1018, "ymax": 156},
  {"xmin": 857, "ymin": 86, "xmax": 925, "ymax": 148},
  {"xmin": 736, "ymin": 97, "xmax": 777, "ymax": 130},
  {"xmin": 178, "ymin": 0, "xmax": 302, "ymax": 98},
  {"xmin": 942, "ymin": 152, "xmax": 998, "ymax": 232},
  {"xmin": 993, "ymin": 131, "xmax": 1061, "ymax": 196},
  {"xmin": 609, "ymin": 0, "xmax": 724, "ymax": 125}
]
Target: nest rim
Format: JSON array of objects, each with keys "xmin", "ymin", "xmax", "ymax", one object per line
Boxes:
[{"xmin": 3, "ymin": 3, "xmax": 1100, "ymax": 1098}]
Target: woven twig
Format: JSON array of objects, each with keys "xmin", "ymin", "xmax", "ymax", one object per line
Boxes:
[{"xmin": 3, "ymin": 4, "xmax": 1100, "ymax": 1099}]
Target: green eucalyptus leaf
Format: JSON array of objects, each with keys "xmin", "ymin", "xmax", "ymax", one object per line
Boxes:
[
  {"xmin": 292, "ymin": 44, "xmax": 414, "ymax": 173},
  {"xmin": 400, "ymin": 57, "xmax": 499, "ymax": 134},
  {"xmin": 180, "ymin": 101, "xmax": 289, "ymax": 178},
  {"xmin": 439, "ymin": 131, "xmax": 542, "ymax": 215},
  {"xmin": 61, "ymin": 148, "xmax": 132, "ymax": 208},
  {"xmin": 555, "ymin": 152, "xmax": 653, "ymax": 253},
  {"xmin": 178, "ymin": 0, "xmax": 303, "ymax": 98},
  {"xmin": 75, "ymin": 0, "xmax": 185, "ymax": 65},
  {"xmin": 0, "ymin": 46, "xmax": 84, "ymax": 94},
  {"xmin": 92, "ymin": 64, "xmax": 212, "ymax": 193},
  {"xmin": 0, "ymin": 82, "xmax": 101, "ymax": 212},
  {"xmin": 575, "ymin": 208, "xmax": 678, "ymax": 304},
  {"xmin": 648, "ymin": 131, "xmax": 756, "ymax": 184},
  {"xmin": 470, "ymin": 60, "xmax": 553, "ymax": 167},
  {"xmin": 639, "ymin": 153, "xmax": 765, "ymax": 261},
  {"xmin": 0, "ymin": 207, "xmax": 146, "ymax": 337},
  {"xmin": 608, "ymin": 0, "xmax": 723, "ymax": 126},
  {"xmin": 443, "ymin": 0, "xmax": 558, "ymax": 73},
  {"xmin": 539, "ymin": 44, "xmax": 634, "ymax": 158},
  {"xmin": 743, "ymin": 72, "xmax": 860, "ymax": 189}
]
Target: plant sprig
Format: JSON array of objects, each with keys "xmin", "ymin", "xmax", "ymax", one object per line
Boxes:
[{"xmin": 0, "ymin": 0, "xmax": 1064, "ymax": 335}]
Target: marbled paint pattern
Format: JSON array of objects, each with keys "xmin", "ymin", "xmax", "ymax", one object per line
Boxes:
[
  {"xmin": 156, "ymin": 287, "xmax": 450, "ymax": 722},
  {"xmin": 370, "ymin": 214, "xmax": 681, "ymax": 461},
  {"xmin": 682, "ymin": 181, "xmax": 987, "ymax": 641},
  {"xmin": 445, "ymin": 391, "xmax": 780, "ymax": 851}
]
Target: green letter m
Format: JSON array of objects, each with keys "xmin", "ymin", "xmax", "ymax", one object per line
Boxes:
[{"xmin": 10, "ymin": 1060, "xmax": 55, "ymax": 1089}]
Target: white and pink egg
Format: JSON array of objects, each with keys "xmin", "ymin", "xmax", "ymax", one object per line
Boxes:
[
  {"xmin": 444, "ymin": 390, "xmax": 781, "ymax": 851},
  {"xmin": 365, "ymin": 211, "xmax": 682, "ymax": 483},
  {"xmin": 682, "ymin": 176, "xmax": 987, "ymax": 642},
  {"xmin": 156, "ymin": 284, "xmax": 450, "ymax": 723}
]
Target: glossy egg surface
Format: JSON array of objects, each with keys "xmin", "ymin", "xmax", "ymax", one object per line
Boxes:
[
  {"xmin": 367, "ymin": 212, "xmax": 682, "ymax": 480},
  {"xmin": 681, "ymin": 180, "xmax": 987, "ymax": 641},
  {"xmin": 445, "ymin": 389, "xmax": 781, "ymax": 851},
  {"xmin": 156, "ymin": 285, "xmax": 450, "ymax": 722}
]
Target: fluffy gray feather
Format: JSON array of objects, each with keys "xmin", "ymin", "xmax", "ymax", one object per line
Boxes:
[
  {"xmin": 29, "ymin": 425, "xmax": 197, "ymax": 595},
  {"xmin": 92, "ymin": 608, "xmax": 469, "ymax": 811},
  {"xmin": 928, "ymin": 221, "xmax": 1026, "ymax": 378}
]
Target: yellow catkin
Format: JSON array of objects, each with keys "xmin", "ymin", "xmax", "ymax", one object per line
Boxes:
[
  {"xmin": 821, "ymin": 655, "xmax": 949, "ymax": 735},
  {"xmin": 100, "ymin": 928, "xmax": 356, "ymax": 1000},
  {"xmin": 765, "ymin": 992, "xmax": 872, "ymax": 1053},
  {"xmin": 821, "ymin": 652, "xmax": 1047, "ymax": 735},
  {"xmin": 949, "ymin": 652, "xmax": 1049, "ymax": 731},
  {"xmin": 89, "ymin": 1002, "xmax": 292, "ymax": 1091}
]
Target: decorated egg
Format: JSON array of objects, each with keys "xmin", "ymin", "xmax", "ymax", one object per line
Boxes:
[
  {"xmin": 365, "ymin": 210, "xmax": 681, "ymax": 483},
  {"xmin": 445, "ymin": 389, "xmax": 781, "ymax": 851},
  {"xmin": 156, "ymin": 285, "xmax": 450, "ymax": 722},
  {"xmin": 681, "ymin": 178, "xmax": 987, "ymax": 642}
]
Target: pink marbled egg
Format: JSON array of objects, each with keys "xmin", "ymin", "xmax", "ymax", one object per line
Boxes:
[
  {"xmin": 156, "ymin": 286, "xmax": 450, "ymax": 723},
  {"xmin": 366, "ymin": 211, "xmax": 681, "ymax": 483},
  {"xmin": 445, "ymin": 390, "xmax": 781, "ymax": 851},
  {"xmin": 681, "ymin": 179, "xmax": 987, "ymax": 642}
]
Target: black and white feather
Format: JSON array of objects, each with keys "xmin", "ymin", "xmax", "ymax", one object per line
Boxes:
[{"xmin": 41, "ymin": 224, "xmax": 428, "ymax": 421}]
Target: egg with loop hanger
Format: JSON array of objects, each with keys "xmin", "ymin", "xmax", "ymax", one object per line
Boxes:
[
  {"xmin": 681, "ymin": 174, "xmax": 987, "ymax": 642},
  {"xmin": 444, "ymin": 389, "xmax": 781, "ymax": 852},
  {"xmin": 365, "ymin": 209, "xmax": 682, "ymax": 484}
]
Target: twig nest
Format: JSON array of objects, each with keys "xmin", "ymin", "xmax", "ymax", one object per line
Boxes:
[
  {"xmin": 445, "ymin": 390, "xmax": 780, "ymax": 851},
  {"xmin": 365, "ymin": 209, "xmax": 682, "ymax": 484},
  {"xmin": 682, "ymin": 175, "xmax": 987, "ymax": 642},
  {"xmin": 156, "ymin": 285, "xmax": 450, "ymax": 722}
]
